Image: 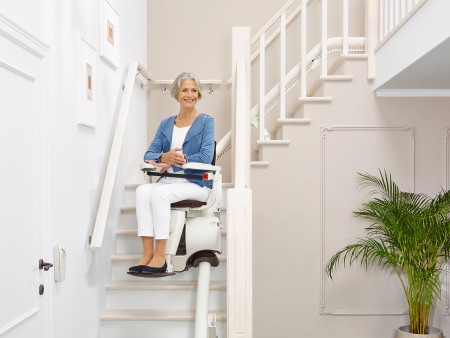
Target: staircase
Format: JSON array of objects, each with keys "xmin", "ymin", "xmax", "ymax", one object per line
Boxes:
[
  {"xmin": 100, "ymin": 182, "xmax": 230, "ymax": 338},
  {"xmin": 92, "ymin": 1, "xmax": 427, "ymax": 337}
]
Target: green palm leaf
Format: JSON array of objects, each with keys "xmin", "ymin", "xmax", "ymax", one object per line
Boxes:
[{"xmin": 326, "ymin": 170, "xmax": 450, "ymax": 334}]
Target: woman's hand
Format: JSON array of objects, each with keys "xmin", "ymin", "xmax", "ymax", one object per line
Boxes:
[
  {"xmin": 159, "ymin": 148, "xmax": 186, "ymax": 168},
  {"xmin": 144, "ymin": 160, "xmax": 171, "ymax": 173}
]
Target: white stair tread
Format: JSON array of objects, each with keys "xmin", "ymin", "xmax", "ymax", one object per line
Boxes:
[
  {"xmin": 101, "ymin": 309, "xmax": 227, "ymax": 321},
  {"xmin": 298, "ymin": 96, "xmax": 332, "ymax": 102},
  {"xmin": 256, "ymin": 140, "xmax": 290, "ymax": 146},
  {"xmin": 320, "ymin": 75, "xmax": 353, "ymax": 81},
  {"xmin": 106, "ymin": 280, "xmax": 226, "ymax": 291},
  {"xmin": 111, "ymin": 254, "xmax": 227, "ymax": 263},
  {"xmin": 341, "ymin": 53, "xmax": 368, "ymax": 60},
  {"xmin": 250, "ymin": 161, "xmax": 270, "ymax": 167},
  {"xmin": 277, "ymin": 118, "xmax": 311, "ymax": 124}
]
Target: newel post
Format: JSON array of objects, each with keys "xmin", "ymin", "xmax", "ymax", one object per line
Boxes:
[{"xmin": 228, "ymin": 27, "xmax": 253, "ymax": 338}]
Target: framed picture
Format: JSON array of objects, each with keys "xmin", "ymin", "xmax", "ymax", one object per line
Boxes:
[
  {"xmin": 78, "ymin": 38, "xmax": 97, "ymax": 127},
  {"xmin": 99, "ymin": 0, "xmax": 119, "ymax": 68}
]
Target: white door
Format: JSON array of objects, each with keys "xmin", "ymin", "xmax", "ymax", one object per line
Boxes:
[{"xmin": 0, "ymin": 16, "xmax": 51, "ymax": 338}]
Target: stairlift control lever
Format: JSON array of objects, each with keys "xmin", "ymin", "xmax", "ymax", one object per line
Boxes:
[{"xmin": 54, "ymin": 244, "xmax": 67, "ymax": 282}]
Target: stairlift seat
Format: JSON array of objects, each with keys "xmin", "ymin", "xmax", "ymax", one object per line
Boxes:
[
  {"xmin": 171, "ymin": 200, "xmax": 206, "ymax": 208},
  {"xmin": 129, "ymin": 156, "xmax": 222, "ymax": 278}
]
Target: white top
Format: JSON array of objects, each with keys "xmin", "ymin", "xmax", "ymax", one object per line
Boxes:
[{"xmin": 161, "ymin": 125, "xmax": 191, "ymax": 183}]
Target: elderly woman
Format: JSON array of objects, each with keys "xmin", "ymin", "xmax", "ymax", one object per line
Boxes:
[{"xmin": 129, "ymin": 72, "xmax": 215, "ymax": 274}]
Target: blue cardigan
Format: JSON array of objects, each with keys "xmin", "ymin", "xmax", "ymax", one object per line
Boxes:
[{"xmin": 144, "ymin": 113, "xmax": 215, "ymax": 188}]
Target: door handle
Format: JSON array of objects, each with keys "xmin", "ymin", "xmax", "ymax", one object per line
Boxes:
[{"xmin": 39, "ymin": 259, "xmax": 53, "ymax": 271}]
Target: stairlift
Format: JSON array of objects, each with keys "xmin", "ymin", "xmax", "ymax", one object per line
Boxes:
[{"xmin": 128, "ymin": 159, "xmax": 223, "ymax": 338}]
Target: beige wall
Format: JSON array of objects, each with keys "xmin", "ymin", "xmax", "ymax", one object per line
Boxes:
[{"xmin": 252, "ymin": 58, "xmax": 450, "ymax": 338}]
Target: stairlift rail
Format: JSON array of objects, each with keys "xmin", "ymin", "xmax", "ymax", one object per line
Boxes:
[{"xmin": 90, "ymin": 62, "xmax": 152, "ymax": 249}]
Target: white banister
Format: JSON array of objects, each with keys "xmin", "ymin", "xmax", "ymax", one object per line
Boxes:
[
  {"xmin": 217, "ymin": 0, "xmax": 367, "ymax": 160},
  {"xmin": 342, "ymin": 0, "xmax": 349, "ymax": 55},
  {"xmin": 90, "ymin": 62, "xmax": 151, "ymax": 249},
  {"xmin": 366, "ymin": 0, "xmax": 379, "ymax": 80},
  {"xmin": 228, "ymin": 27, "xmax": 252, "ymax": 338},
  {"xmin": 227, "ymin": 0, "xmax": 313, "ymax": 85},
  {"xmin": 378, "ymin": 0, "xmax": 429, "ymax": 44},
  {"xmin": 259, "ymin": 33, "xmax": 266, "ymax": 141},
  {"xmin": 280, "ymin": 12, "xmax": 286, "ymax": 120},
  {"xmin": 321, "ymin": 0, "xmax": 328, "ymax": 77},
  {"xmin": 300, "ymin": 0, "xmax": 307, "ymax": 98}
]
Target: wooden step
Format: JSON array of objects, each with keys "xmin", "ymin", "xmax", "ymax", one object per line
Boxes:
[{"xmin": 101, "ymin": 309, "xmax": 227, "ymax": 321}]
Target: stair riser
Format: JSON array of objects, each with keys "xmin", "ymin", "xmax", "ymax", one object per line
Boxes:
[
  {"xmin": 111, "ymin": 262, "xmax": 227, "ymax": 281},
  {"xmin": 101, "ymin": 321, "xmax": 226, "ymax": 338},
  {"xmin": 119, "ymin": 212, "xmax": 138, "ymax": 229},
  {"xmin": 106, "ymin": 289, "xmax": 226, "ymax": 311}
]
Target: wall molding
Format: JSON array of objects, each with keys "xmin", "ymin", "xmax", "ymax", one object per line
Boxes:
[{"xmin": 320, "ymin": 126, "xmax": 415, "ymax": 316}]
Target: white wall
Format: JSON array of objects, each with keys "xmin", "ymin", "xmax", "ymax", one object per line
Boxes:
[{"xmin": 0, "ymin": 1, "xmax": 147, "ymax": 337}]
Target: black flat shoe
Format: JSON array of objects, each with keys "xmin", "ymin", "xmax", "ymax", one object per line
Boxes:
[
  {"xmin": 128, "ymin": 265, "xmax": 147, "ymax": 273},
  {"xmin": 142, "ymin": 261, "xmax": 167, "ymax": 274}
]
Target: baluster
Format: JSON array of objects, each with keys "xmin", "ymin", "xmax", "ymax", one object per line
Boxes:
[
  {"xmin": 321, "ymin": 0, "xmax": 328, "ymax": 77},
  {"xmin": 280, "ymin": 12, "xmax": 286, "ymax": 120},
  {"xmin": 400, "ymin": 0, "xmax": 407, "ymax": 21},
  {"xmin": 388, "ymin": 0, "xmax": 395, "ymax": 35},
  {"xmin": 300, "ymin": 0, "xmax": 307, "ymax": 98},
  {"xmin": 394, "ymin": 0, "xmax": 401, "ymax": 26},
  {"xmin": 342, "ymin": 0, "xmax": 349, "ymax": 55},
  {"xmin": 259, "ymin": 33, "xmax": 266, "ymax": 141}
]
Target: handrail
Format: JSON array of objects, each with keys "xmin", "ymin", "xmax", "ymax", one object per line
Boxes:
[
  {"xmin": 250, "ymin": 37, "xmax": 365, "ymax": 126},
  {"xmin": 227, "ymin": 0, "xmax": 313, "ymax": 85},
  {"xmin": 217, "ymin": 0, "xmax": 369, "ymax": 158},
  {"xmin": 90, "ymin": 62, "xmax": 152, "ymax": 249},
  {"xmin": 217, "ymin": 37, "xmax": 365, "ymax": 160}
]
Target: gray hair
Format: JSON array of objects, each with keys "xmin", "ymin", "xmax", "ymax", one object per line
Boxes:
[{"xmin": 170, "ymin": 72, "xmax": 203, "ymax": 100}]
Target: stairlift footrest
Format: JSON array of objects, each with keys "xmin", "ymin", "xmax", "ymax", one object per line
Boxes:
[{"xmin": 127, "ymin": 271, "xmax": 176, "ymax": 278}]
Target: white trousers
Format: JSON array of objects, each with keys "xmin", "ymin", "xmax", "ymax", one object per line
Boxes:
[{"xmin": 135, "ymin": 181, "xmax": 210, "ymax": 239}]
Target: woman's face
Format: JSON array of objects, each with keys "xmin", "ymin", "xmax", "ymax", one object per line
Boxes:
[{"xmin": 177, "ymin": 80, "xmax": 199, "ymax": 110}]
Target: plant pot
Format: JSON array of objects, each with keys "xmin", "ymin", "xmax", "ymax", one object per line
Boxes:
[{"xmin": 397, "ymin": 326, "xmax": 443, "ymax": 338}]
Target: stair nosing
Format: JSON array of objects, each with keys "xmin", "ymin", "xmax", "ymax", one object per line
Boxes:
[
  {"xmin": 251, "ymin": 161, "xmax": 270, "ymax": 167},
  {"xmin": 320, "ymin": 75, "xmax": 353, "ymax": 81},
  {"xmin": 298, "ymin": 96, "xmax": 332, "ymax": 102},
  {"xmin": 256, "ymin": 140, "xmax": 290, "ymax": 146},
  {"xmin": 277, "ymin": 118, "xmax": 311, "ymax": 125}
]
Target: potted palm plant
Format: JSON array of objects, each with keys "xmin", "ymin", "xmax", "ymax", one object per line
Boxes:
[{"xmin": 326, "ymin": 170, "xmax": 450, "ymax": 337}]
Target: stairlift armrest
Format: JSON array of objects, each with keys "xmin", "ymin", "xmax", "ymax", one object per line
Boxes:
[
  {"xmin": 182, "ymin": 163, "xmax": 220, "ymax": 173},
  {"xmin": 140, "ymin": 162, "xmax": 158, "ymax": 172}
]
